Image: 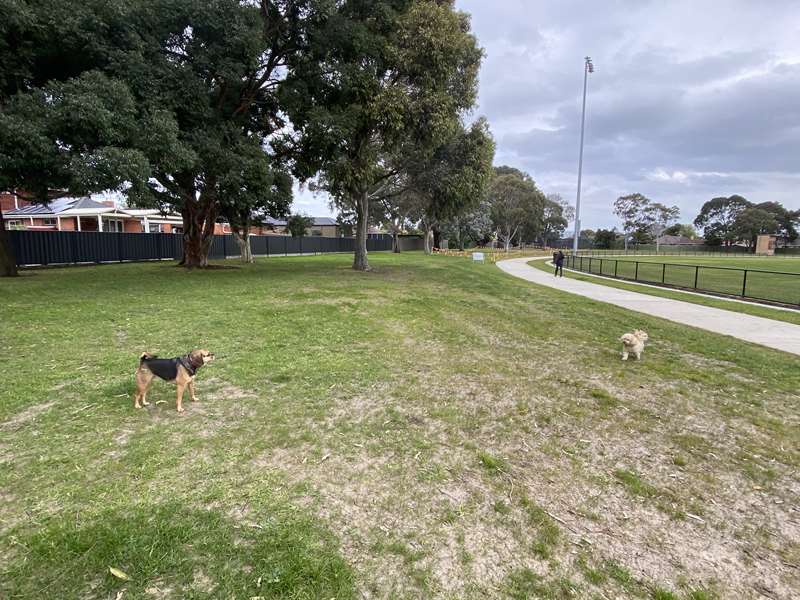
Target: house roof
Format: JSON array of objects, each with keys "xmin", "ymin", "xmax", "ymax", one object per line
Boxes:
[
  {"xmin": 259, "ymin": 216, "xmax": 338, "ymax": 227},
  {"xmin": 5, "ymin": 196, "xmax": 113, "ymax": 216}
]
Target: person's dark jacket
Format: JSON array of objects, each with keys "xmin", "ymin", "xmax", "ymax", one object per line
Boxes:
[{"xmin": 555, "ymin": 252, "xmax": 565, "ymax": 266}]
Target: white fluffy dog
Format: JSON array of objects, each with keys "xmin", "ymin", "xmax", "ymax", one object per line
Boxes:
[{"xmin": 620, "ymin": 330, "xmax": 648, "ymax": 361}]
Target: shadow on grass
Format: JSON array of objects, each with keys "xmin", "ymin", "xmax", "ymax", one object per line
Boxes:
[{"xmin": 2, "ymin": 502, "xmax": 355, "ymax": 599}]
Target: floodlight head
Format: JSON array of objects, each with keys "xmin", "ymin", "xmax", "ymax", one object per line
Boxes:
[{"xmin": 586, "ymin": 56, "xmax": 594, "ymax": 73}]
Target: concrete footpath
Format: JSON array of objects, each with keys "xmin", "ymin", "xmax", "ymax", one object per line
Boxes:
[{"xmin": 497, "ymin": 257, "xmax": 800, "ymax": 356}]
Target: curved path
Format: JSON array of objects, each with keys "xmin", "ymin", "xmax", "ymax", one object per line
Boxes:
[{"xmin": 497, "ymin": 257, "xmax": 800, "ymax": 356}]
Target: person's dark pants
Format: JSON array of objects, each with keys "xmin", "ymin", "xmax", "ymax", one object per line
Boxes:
[{"xmin": 554, "ymin": 263, "xmax": 563, "ymax": 277}]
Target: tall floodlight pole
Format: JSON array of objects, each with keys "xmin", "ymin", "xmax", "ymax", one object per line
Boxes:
[{"xmin": 573, "ymin": 56, "xmax": 593, "ymax": 253}]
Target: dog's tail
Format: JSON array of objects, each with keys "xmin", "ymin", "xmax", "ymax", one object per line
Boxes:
[{"xmin": 139, "ymin": 352, "xmax": 156, "ymax": 363}]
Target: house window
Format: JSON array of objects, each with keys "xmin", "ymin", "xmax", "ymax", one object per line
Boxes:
[
  {"xmin": 172, "ymin": 227, "xmax": 183, "ymax": 234},
  {"xmin": 106, "ymin": 219, "xmax": 124, "ymax": 232},
  {"xmin": 148, "ymin": 223, "xmax": 163, "ymax": 233},
  {"xmin": 42, "ymin": 218, "xmax": 57, "ymax": 227},
  {"xmin": 310, "ymin": 229, "xmax": 323, "ymax": 236},
  {"xmin": 6, "ymin": 220, "xmax": 23, "ymax": 229}
]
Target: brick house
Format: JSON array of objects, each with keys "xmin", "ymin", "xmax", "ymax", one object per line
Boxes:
[
  {"xmin": 1, "ymin": 191, "xmax": 343, "ymax": 237},
  {"xmin": 1, "ymin": 193, "xmax": 184, "ymax": 233},
  {"xmin": 260, "ymin": 216, "xmax": 343, "ymax": 237}
]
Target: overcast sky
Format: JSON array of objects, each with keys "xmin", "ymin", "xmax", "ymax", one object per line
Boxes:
[{"xmin": 295, "ymin": 1, "xmax": 800, "ymax": 230}]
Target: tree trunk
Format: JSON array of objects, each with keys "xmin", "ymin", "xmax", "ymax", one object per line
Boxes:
[
  {"xmin": 392, "ymin": 230, "xmax": 400, "ymax": 253},
  {"xmin": 232, "ymin": 229, "xmax": 253, "ymax": 263},
  {"xmin": 0, "ymin": 206, "xmax": 19, "ymax": 277},
  {"xmin": 181, "ymin": 193, "xmax": 217, "ymax": 268},
  {"xmin": 423, "ymin": 224, "xmax": 433, "ymax": 254},
  {"xmin": 432, "ymin": 227, "xmax": 441, "ymax": 250},
  {"xmin": 353, "ymin": 190, "xmax": 370, "ymax": 271}
]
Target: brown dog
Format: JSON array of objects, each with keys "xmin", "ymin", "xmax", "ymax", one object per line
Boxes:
[{"xmin": 134, "ymin": 349, "xmax": 215, "ymax": 412}]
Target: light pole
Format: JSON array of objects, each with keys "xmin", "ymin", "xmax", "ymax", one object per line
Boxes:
[{"xmin": 573, "ymin": 56, "xmax": 593, "ymax": 253}]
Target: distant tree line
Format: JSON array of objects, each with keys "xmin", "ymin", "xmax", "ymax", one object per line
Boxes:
[{"xmin": 598, "ymin": 191, "xmax": 798, "ymax": 250}]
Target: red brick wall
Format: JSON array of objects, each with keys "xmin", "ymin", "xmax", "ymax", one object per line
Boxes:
[
  {"xmin": 124, "ymin": 219, "xmax": 142, "ymax": 233},
  {"xmin": 1, "ymin": 192, "xmax": 19, "ymax": 212},
  {"xmin": 60, "ymin": 217, "xmax": 77, "ymax": 231}
]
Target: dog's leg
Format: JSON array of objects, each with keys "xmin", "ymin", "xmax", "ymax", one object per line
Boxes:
[
  {"xmin": 140, "ymin": 374, "xmax": 152, "ymax": 407},
  {"xmin": 635, "ymin": 351, "xmax": 642, "ymax": 360},
  {"xmin": 621, "ymin": 349, "xmax": 629, "ymax": 361},
  {"xmin": 188, "ymin": 379, "xmax": 198, "ymax": 403},
  {"xmin": 176, "ymin": 382, "xmax": 186, "ymax": 413},
  {"xmin": 134, "ymin": 370, "xmax": 152, "ymax": 408}
]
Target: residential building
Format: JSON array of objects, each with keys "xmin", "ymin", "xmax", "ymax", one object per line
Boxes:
[
  {"xmin": 2, "ymin": 194, "xmax": 184, "ymax": 233},
  {"xmin": 1, "ymin": 191, "xmax": 345, "ymax": 237}
]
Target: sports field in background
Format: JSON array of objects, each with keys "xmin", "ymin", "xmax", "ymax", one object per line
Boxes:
[{"xmin": 566, "ymin": 254, "xmax": 800, "ymax": 305}]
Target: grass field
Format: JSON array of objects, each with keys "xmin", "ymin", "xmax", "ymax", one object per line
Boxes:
[
  {"xmin": 565, "ymin": 254, "xmax": 800, "ymax": 306},
  {"xmin": 531, "ymin": 257, "xmax": 800, "ymax": 326},
  {"xmin": 1, "ymin": 253, "xmax": 799, "ymax": 599}
]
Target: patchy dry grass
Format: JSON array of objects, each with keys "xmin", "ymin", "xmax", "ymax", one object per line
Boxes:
[{"xmin": 1, "ymin": 252, "xmax": 798, "ymax": 599}]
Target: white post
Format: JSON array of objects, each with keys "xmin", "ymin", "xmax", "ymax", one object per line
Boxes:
[
  {"xmin": 97, "ymin": 215, "xmax": 103, "ymax": 232},
  {"xmin": 573, "ymin": 56, "xmax": 593, "ymax": 254},
  {"xmin": 143, "ymin": 216, "xmax": 149, "ymax": 233},
  {"xmin": 57, "ymin": 216, "xmax": 61, "ymax": 231},
  {"xmin": 77, "ymin": 216, "xmax": 81, "ymax": 232}
]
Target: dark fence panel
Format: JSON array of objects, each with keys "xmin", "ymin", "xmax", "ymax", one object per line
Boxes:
[
  {"xmin": 565, "ymin": 254, "xmax": 800, "ymax": 306},
  {"xmin": 11, "ymin": 231, "xmax": 394, "ymax": 266},
  {"xmin": 570, "ymin": 246, "xmax": 756, "ymax": 257}
]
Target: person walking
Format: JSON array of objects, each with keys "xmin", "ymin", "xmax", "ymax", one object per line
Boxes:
[{"xmin": 554, "ymin": 250, "xmax": 565, "ymax": 277}]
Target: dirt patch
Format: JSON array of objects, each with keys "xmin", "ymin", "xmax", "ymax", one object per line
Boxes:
[
  {"xmin": 245, "ymin": 358, "xmax": 800, "ymax": 598},
  {"xmin": 0, "ymin": 400, "xmax": 57, "ymax": 431},
  {"xmin": 190, "ymin": 570, "xmax": 215, "ymax": 594}
]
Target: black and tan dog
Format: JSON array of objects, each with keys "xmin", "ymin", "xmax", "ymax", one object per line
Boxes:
[{"xmin": 134, "ymin": 350, "xmax": 215, "ymax": 412}]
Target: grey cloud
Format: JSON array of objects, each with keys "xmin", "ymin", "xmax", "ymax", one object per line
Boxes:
[{"xmin": 458, "ymin": 0, "xmax": 800, "ymax": 228}]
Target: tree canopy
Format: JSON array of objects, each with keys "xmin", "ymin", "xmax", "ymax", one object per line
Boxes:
[
  {"xmin": 693, "ymin": 195, "xmax": 751, "ymax": 246},
  {"xmin": 613, "ymin": 193, "xmax": 679, "ymax": 245},
  {"xmin": 280, "ymin": 0, "xmax": 484, "ymax": 270},
  {"xmin": 287, "ymin": 213, "xmax": 314, "ymax": 237},
  {"xmin": 488, "ymin": 166, "xmax": 545, "ymax": 251}
]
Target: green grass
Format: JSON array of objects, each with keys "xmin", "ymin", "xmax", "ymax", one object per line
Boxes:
[
  {"xmin": 531, "ymin": 257, "xmax": 800, "ymax": 325},
  {"xmin": 1, "ymin": 252, "xmax": 798, "ymax": 598}
]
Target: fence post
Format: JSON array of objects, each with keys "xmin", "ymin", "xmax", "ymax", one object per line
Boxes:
[
  {"xmin": 742, "ymin": 270, "xmax": 748, "ymax": 297},
  {"xmin": 600, "ymin": 258, "xmax": 603, "ymax": 275},
  {"xmin": 284, "ymin": 236, "xmax": 288, "ymax": 256},
  {"xmin": 662, "ymin": 263, "xmax": 666, "ymax": 283},
  {"xmin": 589, "ymin": 257, "xmax": 592, "ymax": 273},
  {"xmin": 118, "ymin": 233, "xmax": 123, "ymax": 262},
  {"xmin": 635, "ymin": 261, "xmax": 639, "ymax": 281},
  {"xmin": 694, "ymin": 266, "xmax": 699, "ymax": 289},
  {"xmin": 299, "ymin": 236, "xmax": 303, "ymax": 255},
  {"xmin": 222, "ymin": 235, "xmax": 228, "ymax": 258},
  {"xmin": 614, "ymin": 260, "xmax": 618, "ymax": 278}
]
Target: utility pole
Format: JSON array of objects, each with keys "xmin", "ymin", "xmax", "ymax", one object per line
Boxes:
[{"xmin": 573, "ymin": 56, "xmax": 593, "ymax": 253}]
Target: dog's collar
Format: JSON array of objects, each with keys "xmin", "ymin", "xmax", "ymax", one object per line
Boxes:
[{"xmin": 179, "ymin": 355, "xmax": 200, "ymax": 376}]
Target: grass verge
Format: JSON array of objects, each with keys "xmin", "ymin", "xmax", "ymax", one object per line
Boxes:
[{"xmin": 1, "ymin": 252, "xmax": 798, "ymax": 598}]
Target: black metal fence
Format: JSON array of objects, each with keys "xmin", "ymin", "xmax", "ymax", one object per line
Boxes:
[
  {"xmin": 10, "ymin": 230, "xmax": 393, "ymax": 267},
  {"xmin": 565, "ymin": 254, "xmax": 800, "ymax": 306},
  {"xmin": 569, "ymin": 246, "xmax": 754, "ymax": 256}
]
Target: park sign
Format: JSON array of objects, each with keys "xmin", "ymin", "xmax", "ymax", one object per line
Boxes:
[{"xmin": 473, "ymin": 252, "xmax": 485, "ymax": 262}]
